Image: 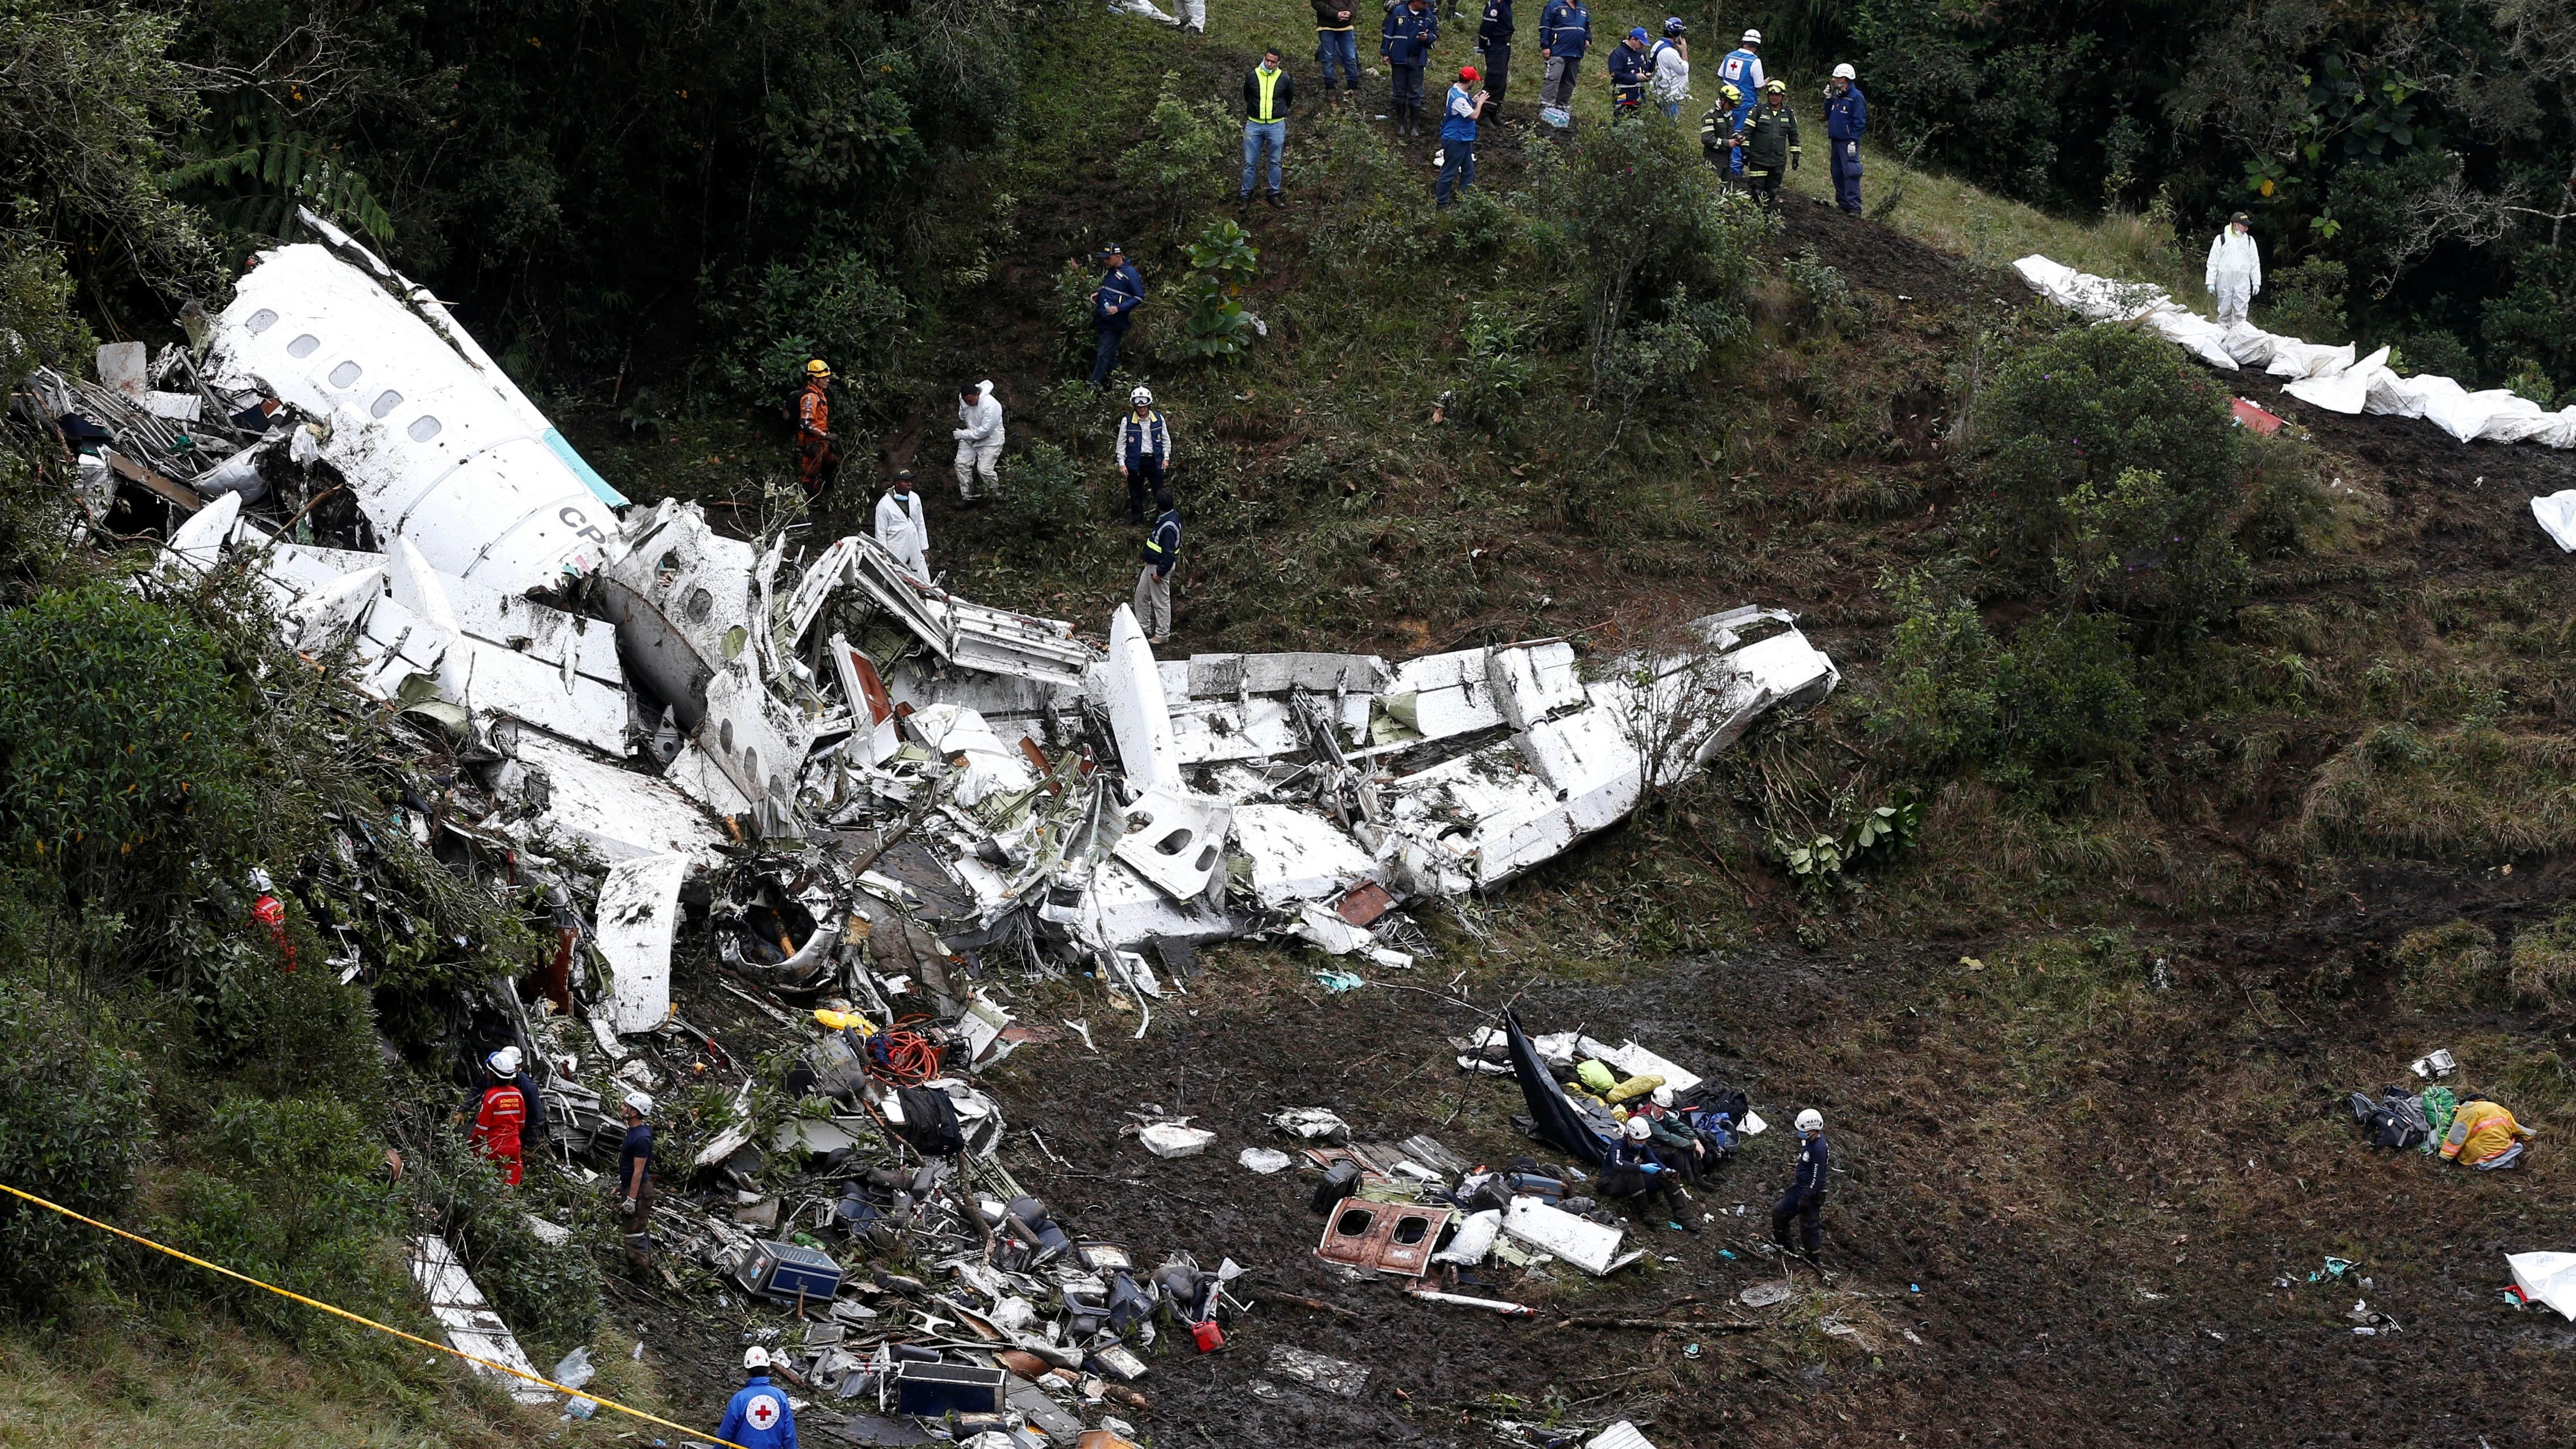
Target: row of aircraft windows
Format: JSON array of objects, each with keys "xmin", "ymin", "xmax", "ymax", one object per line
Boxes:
[{"xmin": 243, "ymin": 307, "xmax": 444, "ymax": 442}]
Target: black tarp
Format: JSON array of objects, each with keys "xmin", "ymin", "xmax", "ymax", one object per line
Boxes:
[{"xmin": 1506, "ymin": 1010, "xmax": 1608, "ymax": 1167}]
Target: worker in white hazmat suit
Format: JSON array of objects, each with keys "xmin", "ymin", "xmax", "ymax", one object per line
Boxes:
[
  {"xmin": 2205, "ymin": 211, "xmax": 2261, "ymax": 326},
  {"xmin": 873, "ymin": 470, "xmax": 931, "ymax": 578},
  {"xmin": 952, "ymin": 380, "xmax": 1003, "ymax": 502}
]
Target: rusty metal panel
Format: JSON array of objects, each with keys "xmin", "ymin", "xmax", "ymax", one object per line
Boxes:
[
  {"xmin": 1313, "ymin": 1199, "xmax": 1454, "ymax": 1278},
  {"xmin": 1335, "ymin": 881, "xmax": 1395, "ymax": 926}
]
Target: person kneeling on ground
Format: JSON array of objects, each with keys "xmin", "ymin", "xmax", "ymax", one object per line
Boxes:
[
  {"xmin": 2441, "ymin": 1097, "xmax": 2537, "ymax": 1170},
  {"xmin": 1602, "ymin": 1116, "xmax": 1699, "ymax": 1230}
]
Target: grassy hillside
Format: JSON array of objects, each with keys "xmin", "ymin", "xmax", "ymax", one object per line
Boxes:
[{"xmin": 6, "ymin": 0, "xmax": 2576, "ymax": 1443}]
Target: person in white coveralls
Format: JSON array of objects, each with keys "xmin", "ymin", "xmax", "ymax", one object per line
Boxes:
[{"xmin": 2206, "ymin": 211, "xmax": 2261, "ymax": 326}]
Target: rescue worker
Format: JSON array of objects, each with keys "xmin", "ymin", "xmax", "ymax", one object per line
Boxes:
[
  {"xmin": 460, "ymin": 1046, "xmax": 538, "ymax": 1187},
  {"xmin": 2439, "ymin": 1097, "xmax": 2536, "ymax": 1170},
  {"xmin": 952, "ymin": 380, "xmax": 1002, "ymax": 502},
  {"xmin": 1473, "ymin": 0, "xmax": 1511, "ymax": 108},
  {"xmin": 716, "ymin": 1347, "xmax": 799, "ymax": 1449},
  {"xmin": 1114, "ymin": 386, "xmax": 1174, "ymax": 524},
  {"xmin": 1825, "ymin": 63, "xmax": 1866, "ymax": 213},
  {"xmin": 1240, "ymin": 48, "xmax": 1294, "ymax": 207},
  {"xmin": 1649, "ymin": 18, "xmax": 1689, "ymax": 118},
  {"xmin": 1698, "ymin": 82, "xmax": 1743, "ymax": 178},
  {"xmin": 1314, "ymin": 0, "xmax": 1361, "ymax": 94},
  {"xmin": 1535, "ymin": 0, "xmax": 1589, "ymax": 114},
  {"xmin": 1602, "ymin": 1115, "xmax": 1699, "ymax": 1230},
  {"xmin": 1382, "ymin": 0, "xmax": 1439, "ymax": 136},
  {"xmin": 614, "ymin": 1090, "xmax": 657, "ymax": 1271},
  {"xmin": 1436, "ymin": 65, "xmax": 1489, "ymax": 207},
  {"xmin": 1089, "ymin": 243, "xmax": 1147, "ymax": 392},
  {"xmin": 873, "ymin": 470, "xmax": 931, "ymax": 578},
  {"xmin": 1714, "ymin": 27, "xmax": 1763, "ymax": 129},
  {"xmin": 1739, "ymin": 79, "xmax": 1799, "ymax": 209},
  {"xmin": 1135, "ymin": 489, "xmax": 1181, "ymax": 643},
  {"xmin": 794, "ymin": 359, "xmax": 837, "ymax": 498},
  {"xmin": 1605, "ymin": 27, "xmax": 1650, "ymax": 118},
  {"xmin": 1771, "ymin": 1107, "xmax": 1829, "ymax": 1263},
  {"xmin": 2205, "ymin": 212, "xmax": 2262, "ymax": 326}
]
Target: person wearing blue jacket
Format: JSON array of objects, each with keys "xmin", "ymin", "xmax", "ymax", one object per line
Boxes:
[
  {"xmin": 1601, "ymin": 1116, "xmax": 1699, "ymax": 1230},
  {"xmin": 1088, "ymin": 244, "xmax": 1146, "ymax": 392},
  {"xmin": 1604, "ymin": 26, "xmax": 1649, "ymax": 117},
  {"xmin": 715, "ymin": 1348, "xmax": 798, "ymax": 1449},
  {"xmin": 1473, "ymin": 0, "xmax": 1512, "ymax": 107},
  {"xmin": 1133, "ymin": 490, "xmax": 1181, "ymax": 642},
  {"xmin": 1771, "ymin": 1107, "xmax": 1829, "ymax": 1263},
  {"xmin": 1382, "ymin": 0, "xmax": 1439, "ymax": 135},
  {"xmin": 1825, "ymin": 63, "xmax": 1867, "ymax": 213},
  {"xmin": 1536, "ymin": 0, "xmax": 1588, "ymax": 112},
  {"xmin": 1435, "ymin": 65, "xmax": 1490, "ymax": 206}
]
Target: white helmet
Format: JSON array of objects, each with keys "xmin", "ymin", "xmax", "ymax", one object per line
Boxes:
[
  {"xmin": 623, "ymin": 1090, "xmax": 654, "ymax": 1118},
  {"xmin": 1795, "ymin": 1109, "xmax": 1824, "ymax": 1134},
  {"xmin": 744, "ymin": 1346, "xmax": 772, "ymax": 1369},
  {"xmin": 1650, "ymin": 1085, "xmax": 1675, "ymax": 1109},
  {"xmin": 487, "ymin": 1046, "xmax": 522, "ymax": 1076},
  {"xmin": 1624, "ymin": 1115, "xmax": 1654, "ymax": 1141},
  {"xmin": 1832, "ymin": 63, "xmax": 1856, "ymax": 80},
  {"xmin": 1130, "ymin": 385, "xmax": 1154, "ymax": 407},
  {"xmin": 1740, "ymin": 28, "xmax": 1761, "ymax": 44}
]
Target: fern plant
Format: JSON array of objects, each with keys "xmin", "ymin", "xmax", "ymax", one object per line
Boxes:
[{"xmin": 169, "ymin": 113, "xmax": 396, "ymax": 245}]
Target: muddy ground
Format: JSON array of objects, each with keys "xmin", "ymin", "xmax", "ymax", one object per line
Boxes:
[
  {"xmin": 618, "ymin": 853, "xmax": 2576, "ymax": 1447},
  {"xmin": 597, "ymin": 202, "xmax": 2576, "ymax": 1448}
]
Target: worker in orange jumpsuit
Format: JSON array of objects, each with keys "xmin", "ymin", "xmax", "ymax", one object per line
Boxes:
[
  {"xmin": 796, "ymin": 359, "xmax": 839, "ymax": 497},
  {"xmin": 460, "ymin": 1046, "xmax": 536, "ymax": 1186}
]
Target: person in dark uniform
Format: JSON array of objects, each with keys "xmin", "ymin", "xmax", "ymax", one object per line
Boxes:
[
  {"xmin": 1772, "ymin": 1107, "xmax": 1829, "ymax": 1263},
  {"xmin": 1474, "ymin": 0, "xmax": 1512, "ymax": 106}
]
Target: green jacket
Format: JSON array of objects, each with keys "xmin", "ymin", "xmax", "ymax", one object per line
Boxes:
[{"xmin": 1740, "ymin": 102, "xmax": 1800, "ymax": 174}]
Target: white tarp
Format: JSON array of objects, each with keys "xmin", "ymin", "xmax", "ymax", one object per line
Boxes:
[
  {"xmin": 2535, "ymin": 493, "xmax": 2576, "ymax": 553},
  {"xmin": 2510, "ymin": 1252, "xmax": 2576, "ymax": 1321},
  {"xmin": 2012, "ymin": 253, "xmax": 2576, "ymax": 449}
]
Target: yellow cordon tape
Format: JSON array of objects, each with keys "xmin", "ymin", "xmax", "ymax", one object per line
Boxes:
[{"xmin": 0, "ymin": 1181, "xmax": 748, "ymax": 1449}]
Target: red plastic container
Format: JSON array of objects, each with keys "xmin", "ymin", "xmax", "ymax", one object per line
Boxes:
[{"xmin": 1191, "ymin": 1318, "xmax": 1224, "ymax": 1352}]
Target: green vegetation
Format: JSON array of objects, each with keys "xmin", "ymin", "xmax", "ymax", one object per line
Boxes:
[
  {"xmin": 2, "ymin": 0, "xmax": 2575, "ymax": 1437},
  {"xmin": 1745, "ymin": 0, "xmax": 2576, "ymax": 398}
]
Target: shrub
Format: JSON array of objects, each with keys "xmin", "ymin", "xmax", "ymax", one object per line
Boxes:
[
  {"xmin": 2235, "ymin": 430, "xmax": 2336, "ymax": 559},
  {"xmin": 1976, "ymin": 323, "xmax": 2248, "ymax": 624},
  {"xmin": 2398, "ymin": 329, "xmax": 2477, "ymax": 382},
  {"xmin": 2394, "ymin": 918, "xmax": 2503, "ymax": 1012},
  {"xmin": 1785, "ymin": 245, "xmax": 1856, "ymax": 334},
  {"xmin": 1992, "ymin": 612, "xmax": 2146, "ymax": 770},
  {"xmin": 145, "ymin": 1093, "xmax": 405, "ymax": 1345},
  {"xmin": 2510, "ymin": 910, "xmax": 2576, "ymax": 1010},
  {"xmin": 0, "ymin": 582, "xmax": 260, "ymax": 896},
  {"xmin": 0, "ymin": 981, "xmax": 153, "ymax": 1310},
  {"xmin": 1116, "ymin": 72, "xmax": 1231, "ymax": 245},
  {"xmin": 701, "ymin": 252, "xmax": 912, "ymax": 410},
  {"xmin": 1529, "ymin": 118, "xmax": 1758, "ymax": 391},
  {"xmin": 995, "ymin": 442, "xmax": 1087, "ymax": 553},
  {"xmin": 1456, "ymin": 303, "xmax": 1538, "ymax": 438},
  {"xmin": 407, "ymin": 1131, "xmax": 602, "ymax": 1359},
  {"xmin": 2261, "ymin": 257, "xmax": 2349, "ymax": 344},
  {"xmin": 1868, "ymin": 571, "xmax": 1998, "ymax": 771}
]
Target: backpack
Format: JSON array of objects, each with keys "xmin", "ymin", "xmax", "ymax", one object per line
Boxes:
[
  {"xmin": 894, "ymin": 1085, "xmax": 966, "ymax": 1155},
  {"xmin": 2346, "ymin": 1086, "xmax": 2428, "ymax": 1150}
]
